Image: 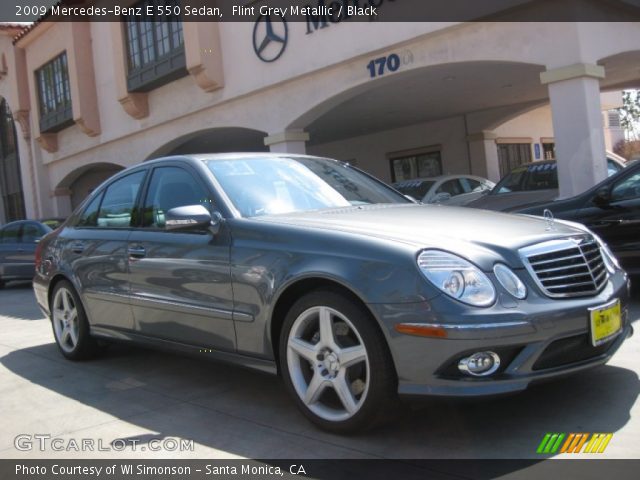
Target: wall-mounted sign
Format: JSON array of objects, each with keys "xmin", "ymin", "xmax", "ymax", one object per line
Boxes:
[{"xmin": 253, "ymin": 14, "xmax": 289, "ymax": 63}]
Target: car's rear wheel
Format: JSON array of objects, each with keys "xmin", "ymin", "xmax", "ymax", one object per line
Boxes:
[
  {"xmin": 50, "ymin": 281, "xmax": 100, "ymax": 360},
  {"xmin": 279, "ymin": 290, "xmax": 396, "ymax": 433}
]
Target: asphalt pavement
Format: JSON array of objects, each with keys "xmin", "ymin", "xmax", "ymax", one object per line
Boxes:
[{"xmin": 0, "ymin": 281, "xmax": 638, "ymax": 460}]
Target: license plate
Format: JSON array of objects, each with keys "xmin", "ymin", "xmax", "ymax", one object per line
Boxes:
[{"xmin": 589, "ymin": 299, "xmax": 622, "ymax": 346}]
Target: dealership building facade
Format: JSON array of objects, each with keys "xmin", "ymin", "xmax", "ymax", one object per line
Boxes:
[{"xmin": 0, "ymin": 1, "xmax": 638, "ymax": 224}]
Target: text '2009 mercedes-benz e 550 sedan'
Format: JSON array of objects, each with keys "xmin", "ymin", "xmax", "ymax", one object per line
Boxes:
[{"xmin": 33, "ymin": 154, "xmax": 632, "ymax": 432}]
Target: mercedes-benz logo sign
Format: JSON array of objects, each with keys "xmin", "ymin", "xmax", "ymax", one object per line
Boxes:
[{"xmin": 253, "ymin": 14, "xmax": 288, "ymax": 63}]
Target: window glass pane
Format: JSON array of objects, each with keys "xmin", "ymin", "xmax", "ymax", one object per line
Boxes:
[
  {"xmin": 611, "ymin": 173, "xmax": 640, "ymax": 201},
  {"xmin": 436, "ymin": 180, "xmax": 463, "ymax": 196},
  {"xmin": 124, "ymin": 0, "xmax": 184, "ymax": 73},
  {"xmin": 1, "ymin": 224, "xmax": 20, "ymax": 244},
  {"xmin": 21, "ymin": 223, "xmax": 48, "ymax": 243},
  {"xmin": 391, "ymin": 151, "xmax": 442, "ymax": 182},
  {"xmin": 142, "ymin": 167, "xmax": 210, "ymax": 228},
  {"xmin": 97, "ymin": 171, "xmax": 145, "ymax": 228},
  {"xmin": 77, "ymin": 192, "xmax": 104, "ymax": 227},
  {"xmin": 36, "ymin": 52, "xmax": 71, "ymax": 127}
]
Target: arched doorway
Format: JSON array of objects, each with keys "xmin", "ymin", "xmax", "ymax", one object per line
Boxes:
[
  {"xmin": 57, "ymin": 163, "xmax": 125, "ymax": 210},
  {"xmin": 0, "ymin": 97, "xmax": 25, "ymax": 223},
  {"xmin": 145, "ymin": 127, "xmax": 268, "ymax": 160}
]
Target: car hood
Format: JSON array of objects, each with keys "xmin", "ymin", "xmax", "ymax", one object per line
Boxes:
[
  {"xmin": 467, "ymin": 189, "xmax": 558, "ymax": 211},
  {"xmin": 256, "ymin": 204, "xmax": 585, "ymax": 267}
]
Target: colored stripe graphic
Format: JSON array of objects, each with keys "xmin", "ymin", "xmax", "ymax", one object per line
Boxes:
[
  {"xmin": 537, "ymin": 433, "xmax": 565, "ymax": 454},
  {"xmin": 583, "ymin": 433, "xmax": 613, "ymax": 453},
  {"xmin": 537, "ymin": 433, "xmax": 613, "ymax": 454},
  {"xmin": 561, "ymin": 433, "xmax": 589, "ymax": 453}
]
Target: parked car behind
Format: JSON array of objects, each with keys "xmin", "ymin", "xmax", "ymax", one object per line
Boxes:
[
  {"xmin": 394, "ymin": 175, "xmax": 495, "ymax": 205},
  {"xmin": 467, "ymin": 154, "xmax": 626, "ymax": 212},
  {"xmin": 33, "ymin": 154, "xmax": 631, "ymax": 433},
  {"xmin": 516, "ymin": 160, "xmax": 640, "ymax": 275},
  {"xmin": 0, "ymin": 220, "xmax": 52, "ymax": 288}
]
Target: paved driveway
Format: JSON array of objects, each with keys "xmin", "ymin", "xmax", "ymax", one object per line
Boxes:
[{"xmin": 0, "ymin": 282, "xmax": 638, "ymax": 459}]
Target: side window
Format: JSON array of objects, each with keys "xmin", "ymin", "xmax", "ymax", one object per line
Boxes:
[
  {"xmin": 607, "ymin": 158, "xmax": 623, "ymax": 176},
  {"xmin": 436, "ymin": 179, "xmax": 464, "ymax": 196},
  {"xmin": 142, "ymin": 167, "xmax": 210, "ymax": 228},
  {"xmin": 97, "ymin": 171, "xmax": 145, "ymax": 228},
  {"xmin": 77, "ymin": 192, "xmax": 103, "ymax": 228},
  {"xmin": 460, "ymin": 178, "xmax": 482, "ymax": 193},
  {"xmin": 1, "ymin": 224, "xmax": 20, "ymax": 244},
  {"xmin": 21, "ymin": 223, "xmax": 45, "ymax": 243},
  {"xmin": 611, "ymin": 172, "xmax": 640, "ymax": 202}
]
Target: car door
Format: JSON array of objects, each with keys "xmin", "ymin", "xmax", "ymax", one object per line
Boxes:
[
  {"xmin": 0, "ymin": 223, "xmax": 22, "ymax": 280},
  {"xmin": 575, "ymin": 170, "xmax": 640, "ymax": 273},
  {"xmin": 127, "ymin": 164, "xmax": 235, "ymax": 351},
  {"xmin": 14, "ymin": 222, "xmax": 49, "ymax": 278},
  {"xmin": 58, "ymin": 170, "xmax": 147, "ymax": 332}
]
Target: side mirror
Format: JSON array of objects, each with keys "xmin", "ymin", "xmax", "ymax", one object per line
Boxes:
[
  {"xmin": 165, "ymin": 205, "xmax": 214, "ymax": 231},
  {"xmin": 432, "ymin": 192, "xmax": 452, "ymax": 204},
  {"xmin": 594, "ymin": 186, "xmax": 611, "ymax": 205}
]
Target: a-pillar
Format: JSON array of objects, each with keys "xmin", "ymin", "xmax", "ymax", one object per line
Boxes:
[
  {"xmin": 264, "ymin": 130, "xmax": 310, "ymax": 154},
  {"xmin": 467, "ymin": 131, "xmax": 501, "ymax": 183},
  {"xmin": 541, "ymin": 63, "xmax": 608, "ymax": 198}
]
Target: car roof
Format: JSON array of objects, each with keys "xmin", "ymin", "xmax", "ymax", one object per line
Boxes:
[{"xmin": 144, "ymin": 152, "xmax": 332, "ymax": 165}]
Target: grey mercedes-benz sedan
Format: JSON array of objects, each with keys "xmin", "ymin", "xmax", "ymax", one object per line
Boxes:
[{"xmin": 33, "ymin": 154, "xmax": 632, "ymax": 432}]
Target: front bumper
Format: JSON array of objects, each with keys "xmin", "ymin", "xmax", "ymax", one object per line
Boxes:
[{"xmin": 370, "ymin": 269, "xmax": 631, "ymax": 397}]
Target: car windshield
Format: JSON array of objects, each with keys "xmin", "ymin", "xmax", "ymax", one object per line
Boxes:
[
  {"xmin": 394, "ymin": 180, "xmax": 435, "ymax": 199},
  {"xmin": 493, "ymin": 163, "xmax": 558, "ymax": 194},
  {"xmin": 205, "ymin": 156, "xmax": 408, "ymax": 217}
]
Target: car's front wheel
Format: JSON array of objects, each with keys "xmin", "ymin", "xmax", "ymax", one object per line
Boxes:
[
  {"xmin": 50, "ymin": 280, "xmax": 101, "ymax": 360},
  {"xmin": 279, "ymin": 290, "xmax": 396, "ymax": 433}
]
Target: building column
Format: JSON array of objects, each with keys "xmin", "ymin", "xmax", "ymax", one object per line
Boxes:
[
  {"xmin": 51, "ymin": 188, "xmax": 72, "ymax": 218},
  {"xmin": 467, "ymin": 130, "xmax": 500, "ymax": 183},
  {"xmin": 264, "ymin": 130, "xmax": 310, "ymax": 154},
  {"xmin": 541, "ymin": 63, "xmax": 607, "ymax": 198}
]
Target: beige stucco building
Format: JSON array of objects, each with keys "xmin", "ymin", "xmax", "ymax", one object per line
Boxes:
[{"xmin": 0, "ymin": 1, "xmax": 639, "ymax": 224}]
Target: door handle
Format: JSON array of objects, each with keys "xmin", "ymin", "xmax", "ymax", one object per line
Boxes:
[
  {"xmin": 70, "ymin": 241, "xmax": 85, "ymax": 254},
  {"xmin": 128, "ymin": 245, "xmax": 146, "ymax": 259}
]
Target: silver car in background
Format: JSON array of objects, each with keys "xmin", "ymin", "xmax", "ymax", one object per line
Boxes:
[
  {"xmin": 394, "ymin": 175, "xmax": 495, "ymax": 205},
  {"xmin": 33, "ymin": 154, "xmax": 631, "ymax": 433}
]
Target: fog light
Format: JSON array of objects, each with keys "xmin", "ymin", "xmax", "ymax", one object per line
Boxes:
[{"xmin": 458, "ymin": 351, "xmax": 501, "ymax": 377}]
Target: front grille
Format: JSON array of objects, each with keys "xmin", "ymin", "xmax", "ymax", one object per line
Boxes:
[
  {"xmin": 532, "ymin": 333, "xmax": 616, "ymax": 370},
  {"xmin": 520, "ymin": 235, "xmax": 608, "ymax": 298}
]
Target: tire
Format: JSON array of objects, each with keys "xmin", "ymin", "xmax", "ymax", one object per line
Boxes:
[
  {"xmin": 279, "ymin": 290, "xmax": 397, "ymax": 433},
  {"xmin": 50, "ymin": 280, "xmax": 101, "ymax": 360}
]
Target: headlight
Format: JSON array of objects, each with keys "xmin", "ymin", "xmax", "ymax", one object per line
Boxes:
[
  {"xmin": 493, "ymin": 263, "xmax": 527, "ymax": 299},
  {"xmin": 417, "ymin": 250, "xmax": 496, "ymax": 307},
  {"xmin": 594, "ymin": 235, "xmax": 620, "ymax": 274}
]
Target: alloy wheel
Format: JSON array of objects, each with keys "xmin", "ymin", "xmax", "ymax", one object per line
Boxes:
[
  {"xmin": 52, "ymin": 287, "xmax": 80, "ymax": 353},
  {"xmin": 286, "ymin": 306, "xmax": 370, "ymax": 422}
]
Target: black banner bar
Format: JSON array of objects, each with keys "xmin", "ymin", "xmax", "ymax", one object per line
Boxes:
[
  {"xmin": 1, "ymin": 0, "xmax": 640, "ymax": 23},
  {"xmin": 2, "ymin": 459, "xmax": 640, "ymax": 480}
]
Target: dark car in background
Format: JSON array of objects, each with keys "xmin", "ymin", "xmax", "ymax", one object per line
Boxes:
[
  {"xmin": 33, "ymin": 154, "xmax": 631, "ymax": 433},
  {"xmin": 468, "ymin": 155, "xmax": 626, "ymax": 212},
  {"xmin": 0, "ymin": 220, "xmax": 53, "ymax": 288},
  {"xmin": 517, "ymin": 161, "xmax": 640, "ymax": 275}
]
